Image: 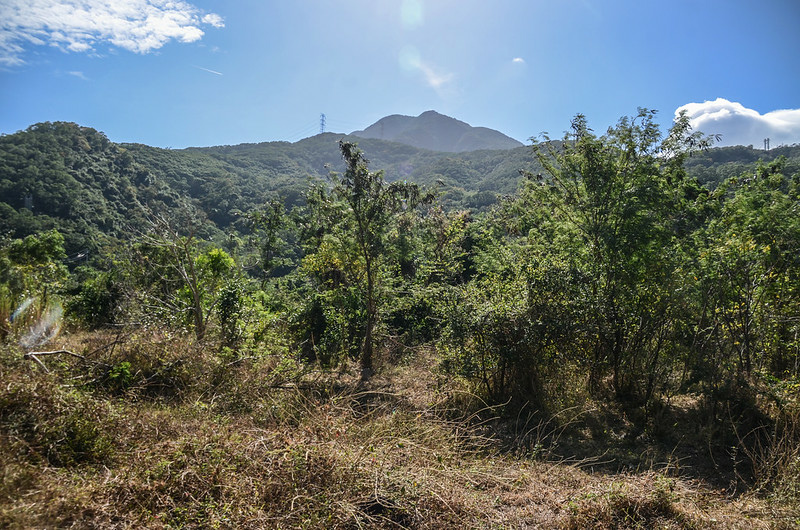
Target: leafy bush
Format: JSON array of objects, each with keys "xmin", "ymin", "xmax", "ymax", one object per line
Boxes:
[{"xmin": 66, "ymin": 267, "xmax": 123, "ymax": 328}]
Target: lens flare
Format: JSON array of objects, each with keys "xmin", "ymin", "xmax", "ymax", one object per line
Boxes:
[
  {"xmin": 10, "ymin": 296, "xmax": 35, "ymax": 322},
  {"xmin": 19, "ymin": 303, "xmax": 63, "ymax": 350}
]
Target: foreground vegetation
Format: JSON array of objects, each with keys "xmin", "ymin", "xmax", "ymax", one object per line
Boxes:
[
  {"xmin": 1, "ymin": 109, "xmax": 800, "ymax": 527},
  {"xmin": 1, "ymin": 331, "xmax": 797, "ymax": 528}
]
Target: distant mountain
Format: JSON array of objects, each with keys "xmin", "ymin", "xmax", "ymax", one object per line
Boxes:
[{"xmin": 350, "ymin": 110, "xmax": 524, "ymax": 152}]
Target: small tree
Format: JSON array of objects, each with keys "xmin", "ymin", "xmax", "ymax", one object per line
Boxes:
[
  {"xmin": 524, "ymin": 109, "xmax": 716, "ymax": 403},
  {"xmin": 245, "ymin": 197, "xmax": 293, "ymax": 281},
  {"xmin": 305, "ymin": 141, "xmax": 430, "ymax": 378},
  {"xmin": 133, "ymin": 209, "xmax": 235, "ymax": 340},
  {"xmin": 698, "ymin": 158, "xmax": 800, "ymax": 378}
]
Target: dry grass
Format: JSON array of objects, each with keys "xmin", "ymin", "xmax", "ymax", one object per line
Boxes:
[{"xmin": 1, "ymin": 330, "xmax": 798, "ymax": 529}]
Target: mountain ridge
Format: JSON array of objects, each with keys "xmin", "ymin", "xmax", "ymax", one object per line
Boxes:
[{"xmin": 350, "ymin": 110, "xmax": 523, "ymax": 152}]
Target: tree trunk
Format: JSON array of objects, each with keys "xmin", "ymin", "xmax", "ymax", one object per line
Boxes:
[
  {"xmin": 185, "ymin": 247, "xmax": 205, "ymax": 341},
  {"xmin": 361, "ymin": 265, "xmax": 376, "ymax": 380}
]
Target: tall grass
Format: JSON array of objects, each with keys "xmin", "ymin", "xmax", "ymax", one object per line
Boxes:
[{"xmin": 1, "ymin": 330, "xmax": 796, "ymax": 528}]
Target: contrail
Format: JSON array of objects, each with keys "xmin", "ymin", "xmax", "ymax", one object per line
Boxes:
[{"xmin": 193, "ymin": 65, "xmax": 223, "ymax": 76}]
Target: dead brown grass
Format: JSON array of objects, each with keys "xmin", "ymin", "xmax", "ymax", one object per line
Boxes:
[{"xmin": 1, "ymin": 330, "xmax": 798, "ymax": 529}]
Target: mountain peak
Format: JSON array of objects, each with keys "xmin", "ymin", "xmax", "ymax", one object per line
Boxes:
[{"xmin": 350, "ymin": 111, "xmax": 522, "ymax": 152}]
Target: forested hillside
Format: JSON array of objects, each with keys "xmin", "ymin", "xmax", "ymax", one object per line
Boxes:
[
  {"xmin": 0, "ymin": 122, "xmax": 550, "ymax": 256},
  {"xmin": 1, "ymin": 113, "xmax": 799, "ymax": 527},
  {"xmin": 3, "ymin": 120, "xmax": 797, "ymax": 257},
  {"xmin": 685, "ymin": 143, "xmax": 800, "ymax": 187}
]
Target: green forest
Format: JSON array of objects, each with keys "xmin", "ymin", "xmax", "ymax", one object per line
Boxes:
[{"xmin": 2, "ymin": 111, "xmax": 800, "ymax": 528}]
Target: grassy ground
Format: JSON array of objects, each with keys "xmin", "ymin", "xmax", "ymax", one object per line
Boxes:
[{"xmin": 1, "ymin": 330, "xmax": 798, "ymax": 528}]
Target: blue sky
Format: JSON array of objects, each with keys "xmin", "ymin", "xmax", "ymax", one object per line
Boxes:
[{"xmin": 1, "ymin": 0, "xmax": 799, "ymax": 148}]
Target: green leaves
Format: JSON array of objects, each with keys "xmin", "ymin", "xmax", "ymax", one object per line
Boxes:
[
  {"xmin": 0, "ymin": 229, "xmax": 68, "ymax": 302},
  {"xmin": 296, "ymin": 142, "xmax": 432, "ymax": 375},
  {"xmin": 444, "ymin": 110, "xmax": 724, "ymax": 406},
  {"xmin": 694, "ymin": 158, "xmax": 800, "ymax": 377},
  {"xmin": 0, "ymin": 230, "xmax": 69, "ymax": 342}
]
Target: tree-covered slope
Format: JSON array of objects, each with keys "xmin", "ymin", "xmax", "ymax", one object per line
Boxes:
[
  {"xmin": 0, "ymin": 122, "xmax": 184, "ymax": 255},
  {"xmin": 0, "ymin": 121, "xmax": 544, "ymax": 253},
  {"xmin": 2, "ymin": 120, "xmax": 798, "ymax": 256},
  {"xmin": 684, "ymin": 143, "xmax": 800, "ymax": 187}
]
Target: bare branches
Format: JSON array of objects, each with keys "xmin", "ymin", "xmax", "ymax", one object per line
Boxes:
[{"xmin": 24, "ymin": 349, "xmax": 86, "ymax": 373}]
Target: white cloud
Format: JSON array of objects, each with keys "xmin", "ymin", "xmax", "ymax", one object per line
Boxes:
[
  {"xmin": 512, "ymin": 57, "xmax": 525, "ymax": 64},
  {"xmin": 0, "ymin": 0, "xmax": 224, "ymax": 66},
  {"xmin": 202, "ymin": 14, "xmax": 224, "ymax": 28},
  {"xmin": 676, "ymin": 98, "xmax": 800, "ymax": 147},
  {"xmin": 67, "ymin": 70, "xmax": 87, "ymax": 79}
]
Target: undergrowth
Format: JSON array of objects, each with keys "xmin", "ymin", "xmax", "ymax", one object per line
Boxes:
[{"xmin": 1, "ymin": 330, "xmax": 798, "ymax": 528}]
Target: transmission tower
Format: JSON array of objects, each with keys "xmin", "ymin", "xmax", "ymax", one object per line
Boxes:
[{"xmin": 320, "ymin": 113, "xmax": 326, "ymax": 134}]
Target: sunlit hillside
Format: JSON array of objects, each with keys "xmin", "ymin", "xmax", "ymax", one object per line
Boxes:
[{"xmin": 2, "ymin": 110, "xmax": 799, "ymax": 528}]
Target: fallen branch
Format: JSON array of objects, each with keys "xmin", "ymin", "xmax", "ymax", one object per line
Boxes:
[
  {"xmin": 24, "ymin": 349, "xmax": 86, "ymax": 373},
  {"xmin": 226, "ymin": 356, "xmax": 256, "ymax": 367}
]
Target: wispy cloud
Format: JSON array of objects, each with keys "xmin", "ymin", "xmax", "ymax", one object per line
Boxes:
[
  {"xmin": 417, "ymin": 62, "xmax": 453, "ymax": 90},
  {"xmin": 0, "ymin": 0, "xmax": 224, "ymax": 67},
  {"xmin": 194, "ymin": 65, "xmax": 222, "ymax": 76},
  {"xmin": 676, "ymin": 98, "xmax": 800, "ymax": 147},
  {"xmin": 512, "ymin": 57, "xmax": 525, "ymax": 64},
  {"xmin": 398, "ymin": 45, "xmax": 454, "ymax": 95},
  {"xmin": 67, "ymin": 70, "xmax": 87, "ymax": 80}
]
